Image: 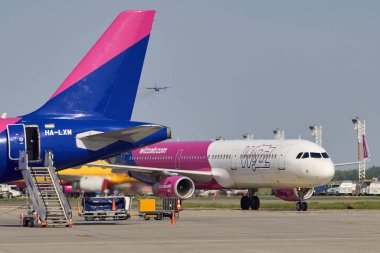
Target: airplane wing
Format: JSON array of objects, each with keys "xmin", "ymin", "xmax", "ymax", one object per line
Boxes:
[
  {"xmin": 76, "ymin": 124, "xmax": 165, "ymax": 151},
  {"xmin": 335, "ymin": 161, "xmax": 365, "ymax": 167},
  {"xmin": 57, "ymin": 174, "xmax": 83, "ymax": 182},
  {"xmin": 87, "ymin": 163, "xmax": 213, "ymax": 182},
  {"xmin": 335, "ymin": 156, "xmax": 370, "ymax": 167}
]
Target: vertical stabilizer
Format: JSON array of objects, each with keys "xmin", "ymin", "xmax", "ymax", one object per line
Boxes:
[{"xmin": 25, "ymin": 10, "xmax": 155, "ymax": 120}]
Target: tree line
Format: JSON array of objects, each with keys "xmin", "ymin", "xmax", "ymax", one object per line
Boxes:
[{"xmin": 333, "ymin": 166, "xmax": 380, "ymax": 181}]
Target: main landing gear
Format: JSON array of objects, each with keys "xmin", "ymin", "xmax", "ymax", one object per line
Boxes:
[
  {"xmin": 240, "ymin": 189, "xmax": 260, "ymax": 210},
  {"xmin": 295, "ymin": 188, "xmax": 308, "ymax": 212}
]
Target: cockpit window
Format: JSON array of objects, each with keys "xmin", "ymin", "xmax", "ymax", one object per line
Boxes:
[
  {"xmin": 296, "ymin": 152, "xmax": 303, "ymax": 159},
  {"xmin": 302, "ymin": 152, "xmax": 309, "ymax": 159},
  {"xmin": 310, "ymin": 152, "xmax": 322, "ymax": 158},
  {"xmin": 322, "ymin": 152, "xmax": 330, "ymax": 158}
]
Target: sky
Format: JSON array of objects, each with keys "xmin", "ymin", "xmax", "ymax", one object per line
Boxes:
[{"xmin": 0, "ymin": 1, "xmax": 379, "ymax": 169}]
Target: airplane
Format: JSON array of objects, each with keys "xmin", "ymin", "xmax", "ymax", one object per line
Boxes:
[
  {"xmin": 0, "ymin": 10, "xmax": 171, "ymax": 184},
  {"xmin": 58, "ymin": 163, "xmax": 138, "ymax": 194},
  {"xmin": 12, "ymin": 162, "xmax": 139, "ymax": 195},
  {"xmin": 145, "ymin": 83, "xmax": 171, "ymax": 92},
  {"xmin": 90, "ymin": 139, "xmax": 336, "ymax": 211}
]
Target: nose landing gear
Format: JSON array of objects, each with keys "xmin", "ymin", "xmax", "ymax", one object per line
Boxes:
[
  {"xmin": 296, "ymin": 188, "xmax": 308, "ymax": 211},
  {"xmin": 240, "ymin": 189, "xmax": 260, "ymax": 210}
]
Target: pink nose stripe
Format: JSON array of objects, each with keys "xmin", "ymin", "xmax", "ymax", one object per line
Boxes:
[{"xmin": 50, "ymin": 10, "xmax": 155, "ymax": 99}]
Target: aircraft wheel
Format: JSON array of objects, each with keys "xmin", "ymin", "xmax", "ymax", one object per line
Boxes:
[
  {"xmin": 301, "ymin": 202, "xmax": 308, "ymax": 211},
  {"xmin": 240, "ymin": 196, "xmax": 250, "ymax": 210},
  {"xmin": 28, "ymin": 218, "xmax": 35, "ymax": 227},
  {"xmin": 250, "ymin": 196, "xmax": 260, "ymax": 210},
  {"xmin": 22, "ymin": 218, "xmax": 29, "ymax": 227},
  {"xmin": 296, "ymin": 201, "xmax": 301, "ymax": 211}
]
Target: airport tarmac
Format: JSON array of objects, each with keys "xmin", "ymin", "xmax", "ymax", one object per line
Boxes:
[{"xmin": 1, "ymin": 207, "xmax": 380, "ymax": 253}]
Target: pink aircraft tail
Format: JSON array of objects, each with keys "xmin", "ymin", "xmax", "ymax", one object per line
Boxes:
[{"xmin": 362, "ymin": 134, "xmax": 370, "ymax": 159}]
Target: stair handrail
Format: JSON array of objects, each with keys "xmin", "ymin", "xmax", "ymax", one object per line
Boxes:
[{"xmin": 44, "ymin": 151, "xmax": 72, "ymax": 221}]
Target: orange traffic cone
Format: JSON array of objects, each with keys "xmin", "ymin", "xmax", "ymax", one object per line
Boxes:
[
  {"xmin": 66, "ymin": 219, "xmax": 74, "ymax": 228},
  {"xmin": 111, "ymin": 198, "xmax": 116, "ymax": 211},
  {"xmin": 176, "ymin": 198, "xmax": 182, "ymax": 211},
  {"xmin": 171, "ymin": 211, "xmax": 176, "ymax": 225}
]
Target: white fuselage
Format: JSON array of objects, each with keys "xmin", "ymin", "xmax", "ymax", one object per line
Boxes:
[
  {"xmin": 206, "ymin": 139, "xmax": 335, "ymax": 189},
  {"xmin": 129, "ymin": 139, "xmax": 335, "ymax": 190}
]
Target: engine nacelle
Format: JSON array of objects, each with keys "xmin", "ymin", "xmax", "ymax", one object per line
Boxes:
[
  {"xmin": 272, "ymin": 188, "xmax": 314, "ymax": 202},
  {"xmin": 79, "ymin": 176, "xmax": 107, "ymax": 192},
  {"xmin": 153, "ymin": 176, "xmax": 195, "ymax": 199}
]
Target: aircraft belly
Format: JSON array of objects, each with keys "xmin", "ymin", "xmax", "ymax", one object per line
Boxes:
[
  {"xmin": 211, "ymin": 167, "xmax": 236, "ymax": 188},
  {"xmin": 233, "ymin": 168, "xmax": 274, "ymax": 188}
]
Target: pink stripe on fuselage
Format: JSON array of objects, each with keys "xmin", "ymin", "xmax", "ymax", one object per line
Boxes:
[
  {"xmin": 50, "ymin": 10, "xmax": 155, "ymax": 99},
  {"xmin": 0, "ymin": 118, "xmax": 21, "ymax": 133},
  {"xmin": 131, "ymin": 141, "xmax": 213, "ymax": 171}
]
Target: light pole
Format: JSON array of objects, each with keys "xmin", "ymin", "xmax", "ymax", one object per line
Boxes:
[
  {"xmin": 273, "ymin": 129, "xmax": 285, "ymax": 140},
  {"xmin": 309, "ymin": 125, "xmax": 322, "ymax": 146},
  {"xmin": 352, "ymin": 117, "xmax": 367, "ymax": 182}
]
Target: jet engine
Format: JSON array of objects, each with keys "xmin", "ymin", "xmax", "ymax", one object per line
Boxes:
[
  {"xmin": 153, "ymin": 176, "xmax": 195, "ymax": 199},
  {"xmin": 78, "ymin": 176, "xmax": 107, "ymax": 192},
  {"xmin": 272, "ymin": 188, "xmax": 314, "ymax": 202}
]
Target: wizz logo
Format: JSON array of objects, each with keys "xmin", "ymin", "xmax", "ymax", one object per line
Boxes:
[{"xmin": 240, "ymin": 145, "xmax": 276, "ymax": 171}]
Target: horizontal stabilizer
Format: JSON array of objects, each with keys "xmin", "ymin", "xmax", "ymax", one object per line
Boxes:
[{"xmin": 76, "ymin": 125, "xmax": 164, "ymax": 151}]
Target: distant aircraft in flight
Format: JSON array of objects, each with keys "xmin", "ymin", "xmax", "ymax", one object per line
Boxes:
[{"xmin": 145, "ymin": 83, "xmax": 171, "ymax": 92}]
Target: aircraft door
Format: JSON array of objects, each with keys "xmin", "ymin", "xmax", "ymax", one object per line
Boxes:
[
  {"xmin": 175, "ymin": 149, "xmax": 183, "ymax": 169},
  {"xmin": 25, "ymin": 126, "xmax": 41, "ymax": 161},
  {"xmin": 7, "ymin": 124, "xmax": 26, "ymax": 160},
  {"xmin": 231, "ymin": 148, "xmax": 240, "ymax": 170},
  {"xmin": 277, "ymin": 146, "xmax": 289, "ymax": 170}
]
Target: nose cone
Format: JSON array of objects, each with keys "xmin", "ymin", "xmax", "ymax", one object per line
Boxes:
[
  {"xmin": 318, "ymin": 159, "xmax": 335, "ymax": 182},
  {"xmin": 305, "ymin": 159, "xmax": 335, "ymax": 185}
]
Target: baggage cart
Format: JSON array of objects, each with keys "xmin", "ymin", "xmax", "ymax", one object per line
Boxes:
[{"xmin": 79, "ymin": 196, "xmax": 131, "ymax": 221}]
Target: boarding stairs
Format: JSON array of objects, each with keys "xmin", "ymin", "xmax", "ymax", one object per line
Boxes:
[{"xmin": 17, "ymin": 150, "xmax": 72, "ymax": 227}]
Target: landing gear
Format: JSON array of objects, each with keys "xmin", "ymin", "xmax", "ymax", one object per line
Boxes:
[
  {"xmin": 240, "ymin": 189, "xmax": 260, "ymax": 210},
  {"xmin": 296, "ymin": 201, "xmax": 307, "ymax": 211},
  {"xmin": 296, "ymin": 188, "xmax": 308, "ymax": 212},
  {"xmin": 250, "ymin": 196, "xmax": 260, "ymax": 210},
  {"xmin": 240, "ymin": 196, "xmax": 250, "ymax": 210}
]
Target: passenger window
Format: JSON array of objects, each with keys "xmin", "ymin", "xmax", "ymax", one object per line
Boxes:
[
  {"xmin": 302, "ymin": 152, "xmax": 309, "ymax": 159},
  {"xmin": 322, "ymin": 152, "xmax": 330, "ymax": 158},
  {"xmin": 310, "ymin": 152, "xmax": 322, "ymax": 158},
  {"xmin": 296, "ymin": 152, "xmax": 303, "ymax": 159}
]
